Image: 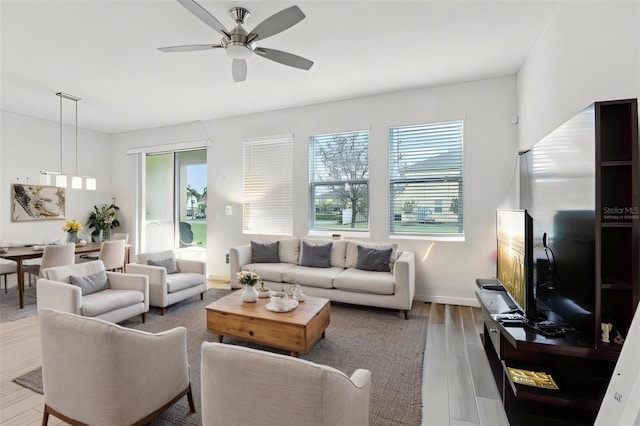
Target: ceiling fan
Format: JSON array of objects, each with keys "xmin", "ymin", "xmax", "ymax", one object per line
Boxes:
[{"xmin": 159, "ymin": 0, "xmax": 314, "ymax": 82}]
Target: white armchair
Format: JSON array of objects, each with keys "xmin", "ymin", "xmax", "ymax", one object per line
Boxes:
[
  {"xmin": 39, "ymin": 309, "xmax": 195, "ymax": 426},
  {"xmin": 201, "ymin": 342, "xmax": 372, "ymax": 426},
  {"xmin": 126, "ymin": 250, "xmax": 206, "ymax": 315},
  {"xmin": 37, "ymin": 260, "xmax": 149, "ymax": 323}
]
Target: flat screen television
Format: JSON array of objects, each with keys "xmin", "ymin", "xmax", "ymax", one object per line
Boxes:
[
  {"xmin": 496, "ymin": 209, "xmax": 535, "ymax": 321},
  {"xmin": 519, "ymin": 103, "xmax": 596, "ymax": 340}
]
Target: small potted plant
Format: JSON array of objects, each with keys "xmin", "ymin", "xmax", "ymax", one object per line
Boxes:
[
  {"xmin": 87, "ymin": 203, "xmax": 120, "ymax": 242},
  {"xmin": 237, "ymin": 270, "xmax": 260, "ymax": 303},
  {"xmin": 62, "ymin": 219, "xmax": 82, "ymax": 244}
]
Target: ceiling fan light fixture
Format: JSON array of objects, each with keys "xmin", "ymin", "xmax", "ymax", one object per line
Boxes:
[{"xmin": 225, "ymin": 43, "xmax": 253, "ymax": 59}]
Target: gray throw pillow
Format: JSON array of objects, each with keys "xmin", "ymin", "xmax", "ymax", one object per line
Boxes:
[
  {"xmin": 356, "ymin": 245, "xmax": 393, "ymax": 272},
  {"xmin": 300, "ymin": 241, "xmax": 333, "ymax": 268},
  {"xmin": 69, "ymin": 270, "xmax": 109, "ymax": 296},
  {"xmin": 251, "ymin": 241, "xmax": 280, "ymax": 263},
  {"xmin": 148, "ymin": 257, "xmax": 178, "ymax": 274}
]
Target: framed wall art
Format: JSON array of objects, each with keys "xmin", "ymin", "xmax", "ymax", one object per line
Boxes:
[{"xmin": 11, "ymin": 183, "xmax": 65, "ymax": 222}]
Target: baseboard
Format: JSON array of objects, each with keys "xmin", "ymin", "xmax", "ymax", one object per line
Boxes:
[{"xmin": 414, "ymin": 294, "xmax": 480, "ymax": 308}]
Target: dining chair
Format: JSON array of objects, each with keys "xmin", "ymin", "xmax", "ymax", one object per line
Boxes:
[
  {"xmin": 0, "ymin": 259, "xmax": 17, "ymax": 293},
  {"xmin": 23, "ymin": 244, "xmax": 75, "ymax": 285},
  {"xmin": 80, "ymin": 232, "xmax": 129, "ymax": 262},
  {"xmin": 112, "ymin": 232, "xmax": 129, "ymax": 243},
  {"xmin": 99, "ymin": 239, "xmax": 126, "ymax": 271}
]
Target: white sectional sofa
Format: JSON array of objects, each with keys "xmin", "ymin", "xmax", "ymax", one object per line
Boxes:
[{"xmin": 230, "ymin": 239, "xmax": 415, "ymax": 319}]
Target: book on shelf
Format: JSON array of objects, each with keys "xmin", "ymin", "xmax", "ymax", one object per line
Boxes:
[{"xmin": 507, "ymin": 367, "xmax": 559, "ymax": 390}]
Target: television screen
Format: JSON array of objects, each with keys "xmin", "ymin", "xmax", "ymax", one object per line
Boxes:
[
  {"xmin": 496, "ymin": 209, "xmax": 534, "ymax": 318},
  {"xmin": 519, "ymin": 104, "xmax": 596, "ymax": 339}
]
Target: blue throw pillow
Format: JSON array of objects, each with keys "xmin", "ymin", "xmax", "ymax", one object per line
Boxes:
[
  {"xmin": 69, "ymin": 270, "xmax": 109, "ymax": 296},
  {"xmin": 356, "ymin": 245, "xmax": 393, "ymax": 272},
  {"xmin": 300, "ymin": 241, "xmax": 333, "ymax": 268},
  {"xmin": 251, "ymin": 241, "xmax": 280, "ymax": 263},
  {"xmin": 148, "ymin": 257, "xmax": 179, "ymax": 274}
]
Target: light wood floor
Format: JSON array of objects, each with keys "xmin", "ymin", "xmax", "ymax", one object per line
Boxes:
[{"xmin": 0, "ymin": 280, "xmax": 508, "ymax": 426}]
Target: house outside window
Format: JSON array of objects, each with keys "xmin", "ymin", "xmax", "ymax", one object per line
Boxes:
[
  {"xmin": 389, "ymin": 121, "xmax": 464, "ymax": 236},
  {"xmin": 243, "ymin": 135, "xmax": 293, "ymax": 235},
  {"xmin": 434, "ymin": 199, "xmax": 443, "ymax": 214},
  {"xmin": 309, "ymin": 130, "xmax": 369, "ymax": 231}
]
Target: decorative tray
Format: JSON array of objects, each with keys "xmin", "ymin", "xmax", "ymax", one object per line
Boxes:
[{"xmin": 265, "ymin": 299, "xmax": 299, "ymax": 313}]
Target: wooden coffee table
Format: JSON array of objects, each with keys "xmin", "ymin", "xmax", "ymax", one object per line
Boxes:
[{"xmin": 206, "ymin": 291, "xmax": 330, "ymax": 357}]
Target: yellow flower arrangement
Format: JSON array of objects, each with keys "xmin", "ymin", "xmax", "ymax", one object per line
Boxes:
[{"xmin": 62, "ymin": 219, "xmax": 83, "ymax": 233}]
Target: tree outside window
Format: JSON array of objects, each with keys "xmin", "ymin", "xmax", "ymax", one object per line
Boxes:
[{"xmin": 309, "ymin": 131, "xmax": 369, "ymax": 231}]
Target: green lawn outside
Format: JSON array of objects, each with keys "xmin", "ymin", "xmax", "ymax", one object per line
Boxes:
[
  {"xmin": 187, "ymin": 220, "xmax": 207, "ymax": 248},
  {"xmin": 313, "ymin": 221, "xmax": 462, "ymax": 234}
]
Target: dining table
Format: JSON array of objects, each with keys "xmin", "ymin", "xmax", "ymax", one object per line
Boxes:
[{"xmin": 0, "ymin": 242, "xmax": 129, "ymax": 309}]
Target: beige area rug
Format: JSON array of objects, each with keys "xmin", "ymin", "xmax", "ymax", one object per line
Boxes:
[{"xmin": 14, "ymin": 288, "xmax": 429, "ymax": 425}]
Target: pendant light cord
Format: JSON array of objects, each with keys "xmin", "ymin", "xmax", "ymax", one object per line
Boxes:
[
  {"xmin": 75, "ymin": 98, "xmax": 78, "ymax": 176},
  {"xmin": 60, "ymin": 93, "xmax": 63, "ymax": 175}
]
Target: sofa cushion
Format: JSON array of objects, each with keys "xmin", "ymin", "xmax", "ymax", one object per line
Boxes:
[
  {"xmin": 345, "ymin": 241, "xmax": 398, "ymax": 269},
  {"xmin": 70, "ymin": 270, "xmax": 109, "ymax": 296},
  {"xmin": 356, "ymin": 246, "xmax": 393, "ymax": 272},
  {"xmin": 283, "ymin": 266, "xmax": 343, "ymax": 289},
  {"xmin": 43, "ymin": 260, "xmax": 106, "ymax": 283},
  {"xmin": 334, "ymin": 268, "xmax": 395, "ymax": 295},
  {"xmin": 166, "ymin": 272, "xmax": 204, "ymax": 293},
  {"xmin": 300, "ymin": 241, "xmax": 332, "ymax": 268},
  {"xmin": 242, "ymin": 263, "xmax": 296, "ymax": 283},
  {"xmin": 148, "ymin": 257, "xmax": 179, "ymax": 274},
  {"xmin": 330, "ymin": 240, "xmax": 347, "ymax": 268},
  {"xmin": 81, "ymin": 289, "xmax": 144, "ymax": 317},
  {"xmin": 137, "ymin": 250, "xmax": 176, "ymax": 265},
  {"xmin": 251, "ymin": 241, "xmax": 280, "ymax": 263},
  {"xmin": 278, "ymin": 239, "xmax": 300, "ymax": 265}
]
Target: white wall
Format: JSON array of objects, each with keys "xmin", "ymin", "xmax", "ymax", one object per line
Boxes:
[
  {"xmin": 113, "ymin": 76, "xmax": 519, "ymax": 306},
  {"xmin": 0, "ymin": 111, "xmax": 113, "ymax": 244},
  {"xmin": 517, "ymin": 1, "xmax": 640, "ymax": 150}
]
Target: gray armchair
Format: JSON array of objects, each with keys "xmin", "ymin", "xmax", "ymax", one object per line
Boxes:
[
  {"xmin": 201, "ymin": 342, "xmax": 372, "ymax": 426},
  {"xmin": 39, "ymin": 309, "xmax": 195, "ymax": 426}
]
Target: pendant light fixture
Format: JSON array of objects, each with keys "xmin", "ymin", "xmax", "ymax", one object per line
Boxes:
[{"xmin": 41, "ymin": 92, "xmax": 96, "ymax": 190}]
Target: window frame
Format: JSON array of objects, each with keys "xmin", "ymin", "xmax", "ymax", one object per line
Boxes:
[
  {"xmin": 388, "ymin": 120, "xmax": 464, "ymax": 237},
  {"xmin": 242, "ymin": 134, "xmax": 293, "ymax": 236},
  {"xmin": 308, "ymin": 130, "xmax": 370, "ymax": 233}
]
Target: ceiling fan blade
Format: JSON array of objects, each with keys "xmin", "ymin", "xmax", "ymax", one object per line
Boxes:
[
  {"xmin": 249, "ymin": 6, "xmax": 305, "ymax": 42},
  {"xmin": 232, "ymin": 59, "xmax": 247, "ymax": 82},
  {"xmin": 158, "ymin": 44, "xmax": 222, "ymax": 53},
  {"xmin": 255, "ymin": 47, "xmax": 313, "ymax": 71},
  {"xmin": 177, "ymin": 0, "xmax": 230, "ymax": 38}
]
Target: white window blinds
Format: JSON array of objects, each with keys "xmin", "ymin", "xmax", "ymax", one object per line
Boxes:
[
  {"xmin": 243, "ymin": 135, "xmax": 293, "ymax": 235},
  {"xmin": 389, "ymin": 121, "xmax": 464, "ymax": 235},
  {"xmin": 309, "ymin": 130, "xmax": 369, "ymax": 231}
]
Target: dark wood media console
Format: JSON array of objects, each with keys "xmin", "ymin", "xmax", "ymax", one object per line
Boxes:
[{"xmin": 476, "ymin": 289, "xmax": 619, "ymax": 425}]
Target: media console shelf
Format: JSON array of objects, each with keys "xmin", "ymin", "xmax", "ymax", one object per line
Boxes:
[
  {"xmin": 476, "ymin": 290, "xmax": 618, "ymax": 425},
  {"xmin": 595, "ymin": 99, "xmax": 639, "ymax": 353}
]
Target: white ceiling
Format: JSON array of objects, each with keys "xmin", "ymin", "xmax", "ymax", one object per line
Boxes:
[{"xmin": 1, "ymin": 0, "xmax": 558, "ymax": 135}]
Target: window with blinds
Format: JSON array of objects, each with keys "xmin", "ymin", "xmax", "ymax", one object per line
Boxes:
[
  {"xmin": 309, "ymin": 130, "xmax": 369, "ymax": 231},
  {"xmin": 243, "ymin": 135, "xmax": 293, "ymax": 235},
  {"xmin": 389, "ymin": 121, "xmax": 464, "ymax": 235}
]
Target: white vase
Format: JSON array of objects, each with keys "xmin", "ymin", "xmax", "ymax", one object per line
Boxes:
[{"xmin": 241, "ymin": 285, "xmax": 258, "ymax": 303}]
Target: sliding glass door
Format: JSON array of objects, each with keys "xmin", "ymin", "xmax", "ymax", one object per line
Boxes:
[{"xmin": 142, "ymin": 149, "xmax": 207, "ymax": 254}]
